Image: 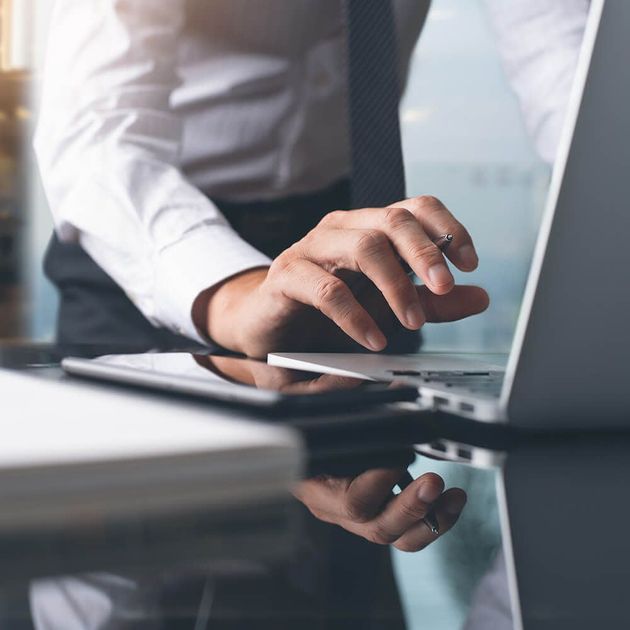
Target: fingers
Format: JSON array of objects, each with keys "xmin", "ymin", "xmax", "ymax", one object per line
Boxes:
[
  {"xmin": 266, "ymin": 195, "xmax": 482, "ymax": 352},
  {"xmin": 418, "ymin": 285, "xmax": 490, "ymax": 323},
  {"xmin": 295, "ymin": 468, "xmax": 467, "ymax": 553},
  {"xmin": 298, "ymin": 228, "xmax": 426, "ymax": 329},
  {"xmin": 322, "ymin": 207, "xmax": 455, "ymax": 295},
  {"xmin": 320, "ymin": 196, "xmax": 479, "ymax": 295},
  {"xmin": 393, "ymin": 488, "xmax": 467, "ymax": 552},
  {"xmin": 344, "ymin": 473, "xmax": 467, "ymax": 551},
  {"xmin": 278, "ymin": 373, "xmax": 364, "ymax": 395},
  {"xmin": 343, "ymin": 468, "xmax": 408, "ymax": 522},
  {"xmin": 388, "ymin": 196, "xmax": 479, "ymax": 272},
  {"xmin": 272, "ymin": 258, "xmax": 387, "ymax": 351},
  {"xmin": 364, "ymin": 473, "xmax": 445, "ymax": 544}
]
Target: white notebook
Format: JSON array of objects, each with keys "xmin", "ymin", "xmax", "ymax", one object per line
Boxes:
[{"xmin": 0, "ymin": 369, "xmax": 302, "ymax": 530}]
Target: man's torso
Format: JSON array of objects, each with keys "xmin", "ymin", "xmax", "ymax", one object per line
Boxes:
[{"xmin": 173, "ymin": 0, "xmax": 427, "ymax": 201}]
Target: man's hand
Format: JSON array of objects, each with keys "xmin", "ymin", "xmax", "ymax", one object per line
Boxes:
[
  {"xmin": 293, "ymin": 468, "xmax": 466, "ymax": 552},
  {"xmin": 195, "ymin": 196, "xmax": 489, "ymax": 357}
]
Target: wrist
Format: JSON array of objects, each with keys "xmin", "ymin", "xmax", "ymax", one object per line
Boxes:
[{"xmin": 192, "ymin": 267, "xmax": 269, "ymax": 352}]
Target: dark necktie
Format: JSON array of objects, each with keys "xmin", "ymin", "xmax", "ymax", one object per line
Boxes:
[{"xmin": 344, "ymin": 0, "xmax": 406, "ymax": 208}]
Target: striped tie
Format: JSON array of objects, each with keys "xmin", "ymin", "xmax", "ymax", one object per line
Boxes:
[{"xmin": 344, "ymin": 0, "xmax": 406, "ymax": 208}]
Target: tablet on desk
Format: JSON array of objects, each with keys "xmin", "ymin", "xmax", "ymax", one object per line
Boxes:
[{"xmin": 61, "ymin": 352, "xmax": 420, "ymax": 414}]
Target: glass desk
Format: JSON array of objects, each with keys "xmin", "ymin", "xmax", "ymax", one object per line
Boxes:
[{"xmin": 0, "ymin": 344, "xmax": 628, "ymax": 630}]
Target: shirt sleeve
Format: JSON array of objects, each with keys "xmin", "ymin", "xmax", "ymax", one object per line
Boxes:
[
  {"xmin": 34, "ymin": 0, "xmax": 271, "ymax": 343},
  {"xmin": 482, "ymin": 0, "xmax": 590, "ymax": 164}
]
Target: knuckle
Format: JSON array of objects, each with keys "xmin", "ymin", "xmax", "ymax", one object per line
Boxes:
[
  {"xmin": 269, "ymin": 251, "xmax": 295, "ymax": 279},
  {"xmin": 384, "ymin": 206, "xmax": 413, "ymax": 231},
  {"xmin": 397, "ymin": 500, "xmax": 425, "ymax": 521},
  {"xmin": 356, "ymin": 230, "xmax": 387, "ymax": 257},
  {"xmin": 416, "ymin": 194, "xmax": 443, "ymax": 211},
  {"xmin": 303, "ymin": 504, "xmax": 336, "ymax": 525},
  {"xmin": 315, "ymin": 277, "xmax": 348, "ymax": 309},
  {"xmin": 409, "ymin": 241, "xmax": 442, "ymax": 266},
  {"xmin": 343, "ymin": 495, "xmax": 375, "ymax": 523},
  {"xmin": 366, "ymin": 522, "xmax": 398, "ymax": 545},
  {"xmin": 307, "ymin": 507, "xmax": 328, "ymax": 522},
  {"xmin": 297, "ymin": 230, "xmax": 321, "ymax": 252},
  {"xmin": 319, "ymin": 210, "xmax": 345, "ymax": 227},
  {"xmin": 275, "ymin": 244, "xmax": 300, "ymax": 267}
]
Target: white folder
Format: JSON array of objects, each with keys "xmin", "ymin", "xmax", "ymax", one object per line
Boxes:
[{"xmin": 0, "ymin": 369, "xmax": 303, "ymax": 530}]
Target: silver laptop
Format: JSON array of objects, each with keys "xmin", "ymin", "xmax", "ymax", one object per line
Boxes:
[{"xmin": 271, "ymin": 0, "xmax": 628, "ymax": 430}]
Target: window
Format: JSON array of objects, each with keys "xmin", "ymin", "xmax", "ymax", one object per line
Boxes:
[
  {"xmin": 1, "ymin": 0, "xmax": 34, "ymax": 71},
  {"xmin": 400, "ymin": 0, "xmax": 548, "ymax": 353}
]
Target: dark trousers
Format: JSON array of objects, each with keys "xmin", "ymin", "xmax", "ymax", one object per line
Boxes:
[{"xmin": 43, "ymin": 179, "xmax": 407, "ymax": 629}]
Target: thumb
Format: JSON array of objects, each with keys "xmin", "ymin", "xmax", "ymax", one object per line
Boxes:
[{"xmin": 418, "ymin": 285, "xmax": 489, "ymax": 323}]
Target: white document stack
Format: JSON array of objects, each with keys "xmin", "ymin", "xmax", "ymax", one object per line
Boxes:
[{"xmin": 0, "ymin": 369, "xmax": 303, "ymax": 530}]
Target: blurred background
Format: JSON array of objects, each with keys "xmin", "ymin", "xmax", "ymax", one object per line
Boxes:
[
  {"xmin": 402, "ymin": 1, "xmax": 548, "ymax": 353},
  {"xmin": 0, "ymin": 0, "xmax": 29, "ymax": 339},
  {"xmin": 0, "ymin": 0, "xmax": 52, "ymax": 342},
  {"xmin": 0, "ymin": 2, "xmax": 549, "ymax": 628}
]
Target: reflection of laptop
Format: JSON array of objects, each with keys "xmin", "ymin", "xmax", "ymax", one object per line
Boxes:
[{"xmin": 271, "ymin": 0, "xmax": 628, "ymax": 430}]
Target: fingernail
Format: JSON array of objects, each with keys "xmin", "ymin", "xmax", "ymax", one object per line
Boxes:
[
  {"xmin": 458, "ymin": 245, "xmax": 478, "ymax": 270},
  {"xmin": 443, "ymin": 491, "xmax": 467, "ymax": 516},
  {"xmin": 417, "ymin": 481, "xmax": 441, "ymax": 505},
  {"xmin": 405, "ymin": 303, "xmax": 426, "ymax": 329},
  {"xmin": 427, "ymin": 264, "xmax": 453, "ymax": 289},
  {"xmin": 365, "ymin": 330, "xmax": 386, "ymax": 352}
]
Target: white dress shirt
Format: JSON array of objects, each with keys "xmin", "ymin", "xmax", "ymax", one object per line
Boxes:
[{"xmin": 35, "ymin": 0, "xmax": 588, "ymax": 343}]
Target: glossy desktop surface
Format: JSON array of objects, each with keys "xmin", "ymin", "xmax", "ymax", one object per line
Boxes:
[{"xmin": 2, "ymin": 343, "xmax": 630, "ymax": 630}]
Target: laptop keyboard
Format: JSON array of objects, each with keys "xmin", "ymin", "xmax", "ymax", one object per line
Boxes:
[{"xmin": 388, "ymin": 370, "xmax": 504, "ymax": 398}]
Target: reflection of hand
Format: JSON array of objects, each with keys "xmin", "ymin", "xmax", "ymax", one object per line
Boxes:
[
  {"xmin": 195, "ymin": 196, "xmax": 489, "ymax": 358},
  {"xmin": 293, "ymin": 468, "xmax": 466, "ymax": 552},
  {"xmin": 248, "ymin": 362, "xmax": 365, "ymax": 394},
  {"xmin": 202, "ymin": 354, "xmax": 364, "ymax": 392}
]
